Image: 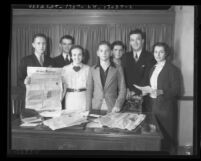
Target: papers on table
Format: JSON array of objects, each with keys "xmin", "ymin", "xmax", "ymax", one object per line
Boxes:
[
  {"xmin": 39, "ymin": 110, "xmax": 62, "ymax": 118},
  {"xmin": 86, "ymin": 121, "xmax": 103, "ymax": 128},
  {"xmin": 20, "ymin": 116, "xmax": 43, "ymax": 127},
  {"xmin": 43, "ymin": 110, "xmax": 89, "ymax": 130},
  {"xmin": 91, "ymin": 112, "xmax": 146, "ymax": 131},
  {"xmin": 25, "ymin": 67, "xmax": 63, "ymax": 111},
  {"xmin": 88, "ymin": 114, "xmax": 101, "ymax": 118}
]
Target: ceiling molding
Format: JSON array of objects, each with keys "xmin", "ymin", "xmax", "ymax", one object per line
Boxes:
[{"xmin": 12, "ymin": 9, "xmax": 175, "ymax": 25}]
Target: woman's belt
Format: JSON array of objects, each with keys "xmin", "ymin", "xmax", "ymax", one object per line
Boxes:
[{"xmin": 66, "ymin": 88, "xmax": 86, "ymax": 92}]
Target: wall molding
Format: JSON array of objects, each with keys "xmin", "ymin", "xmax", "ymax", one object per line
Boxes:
[
  {"xmin": 12, "ymin": 9, "xmax": 175, "ymax": 25},
  {"xmin": 178, "ymin": 96, "xmax": 194, "ymax": 101}
]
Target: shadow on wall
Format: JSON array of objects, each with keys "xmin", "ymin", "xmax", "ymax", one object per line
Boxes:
[
  {"xmin": 170, "ymin": 40, "xmax": 185, "ymax": 96},
  {"xmin": 83, "ymin": 49, "xmax": 90, "ymax": 65},
  {"xmin": 45, "ymin": 36, "xmax": 52, "ymax": 57}
]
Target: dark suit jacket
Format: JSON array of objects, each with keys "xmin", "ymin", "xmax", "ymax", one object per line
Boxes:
[
  {"xmin": 53, "ymin": 54, "xmax": 72, "ymax": 68},
  {"xmin": 121, "ymin": 49, "xmax": 156, "ymax": 94},
  {"xmin": 17, "ymin": 54, "xmax": 54, "ymax": 89},
  {"xmin": 148, "ymin": 61, "xmax": 181, "ymax": 148}
]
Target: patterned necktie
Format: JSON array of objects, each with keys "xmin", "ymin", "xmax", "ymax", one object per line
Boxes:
[{"xmin": 73, "ymin": 66, "xmax": 81, "ymax": 72}]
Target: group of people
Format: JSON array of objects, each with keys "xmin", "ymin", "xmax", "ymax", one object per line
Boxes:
[{"xmin": 17, "ymin": 28, "xmax": 181, "ymax": 154}]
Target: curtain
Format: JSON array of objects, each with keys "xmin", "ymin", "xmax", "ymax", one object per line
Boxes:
[{"xmin": 11, "ymin": 23, "xmax": 173, "ymax": 87}]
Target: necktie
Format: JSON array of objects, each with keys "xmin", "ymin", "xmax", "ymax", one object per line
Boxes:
[
  {"xmin": 73, "ymin": 66, "xmax": 81, "ymax": 72},
  {"xmin": 135, "ymin": 53, "xmax": 138, "ymax": 61},
  {"xmin": 39, "ymin": 55, "xmax": 43, "ymax": 66}
]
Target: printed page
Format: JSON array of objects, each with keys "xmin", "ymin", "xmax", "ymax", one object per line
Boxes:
[
  {"xmin": 98, "ymin": 112, "xmax": 146, "ymax": 131},
  {"xmin": 25, "ymin": 67, "xmax": 63, "ymax": 111}
]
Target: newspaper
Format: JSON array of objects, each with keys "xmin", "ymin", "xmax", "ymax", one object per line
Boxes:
[
  {"xmin": 43, "ymin": 110, "xmax": 89, "ymax": 130},
  {"xmin": 93, "ymin": 112, "xmax": 146, "ymax": 131},
  {"xmin": 25, "ymin": 67, "xmax": 63, "ymax": 112}
]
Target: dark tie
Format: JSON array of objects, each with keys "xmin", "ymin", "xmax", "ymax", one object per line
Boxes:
[
  {"xmin": 73, "ymin": 66, "xmax": 81, "ymax": 72},
  {"xmin": 135, "ymin": 53, "xmax": 138, "ymax": 61}
]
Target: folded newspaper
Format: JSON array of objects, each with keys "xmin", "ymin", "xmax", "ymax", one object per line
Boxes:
[
  {"xmin": 25, "ymin": 67, "xmax": 63, "ymax": 112},
  {"xmin": 43, "ymin": 110, "xmax": 89, "ymax": 130},
  {"xmin": 88, "ymin": 112, "xmax": 146, "ymax": 131}
]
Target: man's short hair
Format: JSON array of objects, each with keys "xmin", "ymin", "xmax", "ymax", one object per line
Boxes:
[
  {"xmin": 111, "ymin": 41, "xmax": 125, "ymax": 50},
  {"xmin": 32, "ymin": 33, "xmax": 47, "ymax": 43},
  {"xmin": 59, "ymin": 35, "xmax": 74, "ymax": 44},
  {"xmin": 129, "ymin": 29, "xmax": 145, "ymax": 40},
  {"xmin": 98, "ymin": 41, "xmax": 111, "ymax": 50}
]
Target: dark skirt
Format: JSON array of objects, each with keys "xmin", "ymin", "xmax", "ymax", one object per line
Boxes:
[{"xmin": 146, "ymin": 96, "xmax": 178, "ymax": 153}]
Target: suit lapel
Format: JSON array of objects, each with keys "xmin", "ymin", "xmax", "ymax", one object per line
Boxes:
[
  {"xmin": 32, "ymin": 54, "xmax": 42, "ymax": 67},
  {"xmin": 104, "ymin": 66, "xmax": 116, "ymax": 90},
  {"xmin": 157, "ymin": 61, "xmax": 168, "ymax": 88},
  {"xmin": 149, "ymin": 65, "xmax": 156, "ymax": 80},
  {"xmin": 137, "ymin": 50, "xmax": 145, "ymax": 64},
  {"xmin": 95, "ymin": 67, "xmax": 103, "ymax": 89}
]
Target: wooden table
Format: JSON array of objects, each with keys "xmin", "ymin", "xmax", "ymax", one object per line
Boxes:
[{"xmin": 11, "ymin": 113, "xmax": 163, "ymax": 151}]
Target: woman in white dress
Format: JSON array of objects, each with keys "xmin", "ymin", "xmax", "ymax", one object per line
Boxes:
[{"xmin": 61, "ymin": 45, "xmax": 90, "ymax": 112}]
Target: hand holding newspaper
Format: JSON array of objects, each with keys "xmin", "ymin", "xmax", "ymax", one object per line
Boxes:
[{"xmin": 25, "ymin": 67, "xmax": 63, "ymax": 111}]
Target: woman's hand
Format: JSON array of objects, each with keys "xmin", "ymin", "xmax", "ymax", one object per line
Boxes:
[{"xmin": 151, "ymin": 89, "xmax": 164, "ymax": 97}]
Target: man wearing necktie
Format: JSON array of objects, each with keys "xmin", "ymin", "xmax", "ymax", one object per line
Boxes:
[
  {"xmin": 53, "ymin": 35, "xmax": 74, "ymax": 109},
  {"xmin": 53, "ymin": 35, "xmax": 74, "ymax": 68},
  {"xmin": 18, "ymin": 33, "xmax": 54, "ymax": 90},
  {"xmin": 121, "ymin": 29, "xmax": 156, "ymax": 112}
]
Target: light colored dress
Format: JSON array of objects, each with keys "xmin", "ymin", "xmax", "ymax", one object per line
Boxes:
[{"xmin": 62, "ymin": 63, "xmax": 90, "ymax": 112}]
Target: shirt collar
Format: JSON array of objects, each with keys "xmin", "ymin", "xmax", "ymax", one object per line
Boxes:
[
  {"xmin": 155, "ymin": 60, "xmax": 166, "ymax": 68},
  {"xmin": 62, "ymin": 53, "xmax": 70, "ymax": 59},
  {"xmin": 95, "ymin": 59, "xmax": 116, "ymax": 69},
  {"xmin": 34, "ymin": 52, "xmax": 44, "ymax": 60},
  {"xmin": 71, "ymin": 62, "xmax": 83, "ymax": 68},
  {"xmin": 133, "ymin": 49, "xmax": 142, "ymax": 57}
]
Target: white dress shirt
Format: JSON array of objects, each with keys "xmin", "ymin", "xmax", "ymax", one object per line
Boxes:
[
  {"xmin": 133, "ymin": 49, "xmax": 142, "ymax": 61},
  {"xmin": 62, "ymin": 53, "xmax": 71, "ymax": 61},
  {"xmin": 150, "ymin": 60, "xmax": 166, "ymax": 98}
]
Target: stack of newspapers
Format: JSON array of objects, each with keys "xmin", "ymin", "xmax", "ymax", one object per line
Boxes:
[{"xmin": 87, "ymin": 112, "xmax": 146, "ymax": 131}]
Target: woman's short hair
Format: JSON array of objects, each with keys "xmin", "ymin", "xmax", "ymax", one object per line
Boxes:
[
  {"xmin": 69, "ymin": 45, "xmax": 84, "ymax": 57},
  {"xmin": 32, "ymin": 33, "xmax": 47, "ymax": 43},
  {"xmin": 152, "ymin": 42, "xmax": 170, "ymax": 57}
]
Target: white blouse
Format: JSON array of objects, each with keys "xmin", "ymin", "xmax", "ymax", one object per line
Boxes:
[
  {"xmin": 150, "ymin": 60, "xmax": 166, "ymax": 98},
  {"xmin": 62, "ymin": 63, "xmax": 90, "ymax": 89}
]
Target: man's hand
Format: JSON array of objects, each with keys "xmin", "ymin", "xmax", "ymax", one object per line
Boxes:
[
  {"xmin": 126, "ymin": 88, "xmax": 135, "ymax": 99},
  {"xmin": 24, "ymin": 76, "xmax": 31, "ymax": 85},
  {"xmin": 111, "ymin": 106, "xmax": 120, "ymax": 113}
]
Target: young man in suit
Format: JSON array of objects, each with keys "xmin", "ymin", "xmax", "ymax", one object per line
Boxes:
[
  {"xmin": 18, "ymin": 33, "xmax": 53, "ymax": 90},
  {"xmin": 53, "ymin": 35, "xmax": 74, "ymax": 109},
  {"xmin": 86, "ymin": 41, "xmax": 126, "ymax": 115},
  {"xmin": 53, "ymin": 35, "xmax": 74, "ymax": 68},
  {"xmin": 121, "ymin": 29, "xmax": 156, "ymax": 112}
]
